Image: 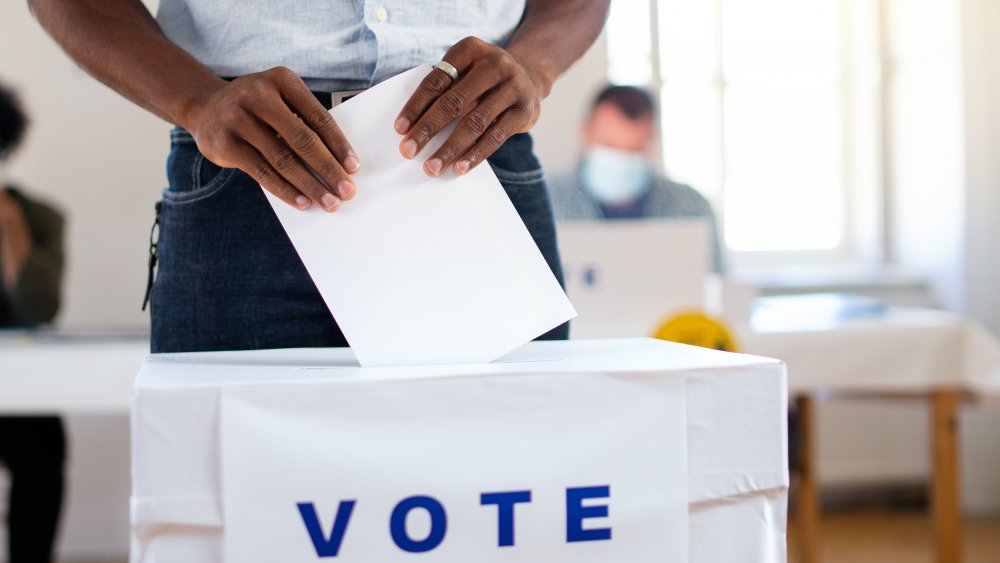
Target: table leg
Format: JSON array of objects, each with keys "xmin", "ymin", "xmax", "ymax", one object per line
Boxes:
[
  {"xmin": 795, "ymin": 394, "xmax": 821, "ymax": 563},
  {"xmin": 932, "ymin": 390, "xmax": 962, "ymax": 563}
]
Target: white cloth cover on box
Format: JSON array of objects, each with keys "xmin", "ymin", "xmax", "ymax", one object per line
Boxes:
[{"xmin": 131, "ymin": 338, "xmax": 788, "ymax": 562}]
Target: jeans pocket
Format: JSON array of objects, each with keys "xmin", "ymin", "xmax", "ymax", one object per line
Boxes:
[
  {"xmin": 487, "ymin": 132, "xmax": 543, "ymax": 189},
  {"xmin": 490, "ymin": 165, "xmax": 545, "ymax": 189},
  {"xmin": 162, "ymin": 133, "xmax": 238, "ymax": 204}
]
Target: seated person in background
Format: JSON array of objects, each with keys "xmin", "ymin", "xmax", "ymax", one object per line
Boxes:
[
  {"xmin": 550, "ymin": 87, "xmax": 798, "ymax": 469},
  {"xmin": 548, "ymin": 84, "xmax": 724, "ymax": 273},
  {"xmin": 0, "ymin": 81, "xmax": 67, "ymax": 563}
]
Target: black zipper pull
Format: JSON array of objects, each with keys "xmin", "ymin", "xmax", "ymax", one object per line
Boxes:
[{"xmin": 142, "ymin": 200, "xmax": 162, "ymax": 311}]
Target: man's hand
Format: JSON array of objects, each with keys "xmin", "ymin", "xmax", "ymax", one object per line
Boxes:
[
  {"xmin": 0, "ymin": 189, "xmax": 32, "ymax": 289},
  {"xmin": 0, "ymin": 189, "xmax": 19, "ymax": 224},
  {"xmin": 394, "ymin": 37, "xmax": 544, "ymax": 177},
  {"xmin": 182, "ymin": 67, "xmax": 360, "ymax": 212}
]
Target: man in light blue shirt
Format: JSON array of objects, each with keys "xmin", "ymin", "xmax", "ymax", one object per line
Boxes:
[
  {"xmin": 30, "ymin": 0, "xmax": 609, "ymax": 352},
  {"xmin": 154, "ymin": 1, "xmax": 529, "ymax": 92}
]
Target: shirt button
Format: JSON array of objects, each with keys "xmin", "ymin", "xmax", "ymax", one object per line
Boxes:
[{"xmin": 375, "ymin": 7, "xmax": 389, "ymax": 22}]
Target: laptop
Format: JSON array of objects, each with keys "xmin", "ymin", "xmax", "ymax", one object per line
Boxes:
[{"xmin": 556, "ymin": 220, "xmax": 712, "ymax": 339}]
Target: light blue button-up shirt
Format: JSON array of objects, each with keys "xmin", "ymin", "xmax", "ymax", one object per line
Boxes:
[{"xmin": 156, "ymin": 0, "xmax": 528, "ymax": 91}]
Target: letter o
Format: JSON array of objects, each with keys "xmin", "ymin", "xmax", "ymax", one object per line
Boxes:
[{"xmin": 389, "ymin": 496, "xmax": 447, "ymax": 553}]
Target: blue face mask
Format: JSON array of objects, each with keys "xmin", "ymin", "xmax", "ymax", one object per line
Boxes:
[{"xmin": 580, "ymin": 146, "xmax": 653, "ymax": 206}]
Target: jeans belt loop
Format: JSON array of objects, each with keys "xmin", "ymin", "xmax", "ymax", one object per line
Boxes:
[
  {"xmin": 219, "ymin": 77, "xmax": 364, "ymax": 110},
  {"xmin": 330, "ymin": 89, "xmax": 366, "ymax": 108}
]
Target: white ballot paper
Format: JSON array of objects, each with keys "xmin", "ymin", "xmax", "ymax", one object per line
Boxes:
[{"xmin": 264, "ymin": 65, "xmax": 576, "ymax": 367}]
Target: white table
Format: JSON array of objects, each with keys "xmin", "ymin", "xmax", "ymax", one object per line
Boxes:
[
  {"xmin": 4, "ymin": 310, "xmax": 998, "ymax": 563},
  {"xmin": 0, "ymin": 330, "xmax": 148, "ymax": 414},
  {"xmin": 739, "ymin": 307, "xmax": 1000, "ymax": 563},
  {"xmin": 742, "ymin": 307, "xmax": 1000, "ymax": 395},
  {"xmin": 7, "ymin": 309, "xmax": 995, "ymax": 410},
  {"xmin": 0, "ymin": 330, "xmax": 148, "ymax": 559},
  {"xmin": 1, "ymin": 334, "xmax": 789, "ymax": 561}
]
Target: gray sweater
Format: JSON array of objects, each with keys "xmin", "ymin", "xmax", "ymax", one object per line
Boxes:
[{"xmin": 547, "ymin": 166, "xmax": 725, "ymax": 273}]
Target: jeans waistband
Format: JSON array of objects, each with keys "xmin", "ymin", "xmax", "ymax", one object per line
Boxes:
[
  {"xmin": 170, "ymin": 127, "xmax": 194, "ymax": 144},
  {"xmin": 169, "ymin": 82, "xmax": 366, "ymax": 142},
  {"xmin": 220, "ymin": 76, "xmax": 364, "ymax": 110}
]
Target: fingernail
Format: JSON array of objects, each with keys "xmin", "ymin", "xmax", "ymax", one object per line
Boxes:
[
  {"xmin": 394, "ymin": 117, "xmax": 410, "ymax": 134},
  {"xmin": 455, "ymin": 160, "xmax": 471, "ymax": 175},
  {"xmin": 401, "ymin": 138, "xmax": 417, "ymax": 159},
  {"xmin": 338, "ymin": 180, "xmax": 356, "ymax": 200},
  {"xmin": 295, "ymin": 195, "xmax": 311, "ymax": 209},
  {"xmin": 344, "ymin": 155, "xmax": 360, "ymax": 174},
  {"xmin": 321, "ymin": 193, "xmax": 340, "ymax": 211},
  {"xmin": 425, "ymin": 158, "xmax": 443, "ymax": 176}
]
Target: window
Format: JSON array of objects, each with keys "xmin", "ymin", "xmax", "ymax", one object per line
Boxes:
[
  {"xmin": 605, "ymin": 0, "xmax": 654, "ymax": 86},
  {"xmin": 607, "ymin": 0, "xmax": 887, "ymax": 264}
]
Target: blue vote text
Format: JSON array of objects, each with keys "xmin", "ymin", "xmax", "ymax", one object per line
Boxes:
[{"xmin": 296, "ymin": 485, "xmax": 612, "ymax": 557}]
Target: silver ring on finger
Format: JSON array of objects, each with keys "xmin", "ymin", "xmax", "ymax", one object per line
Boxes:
[{"xmin": 434, "ymin": 60, "xmax": 459, "ymax": 83}]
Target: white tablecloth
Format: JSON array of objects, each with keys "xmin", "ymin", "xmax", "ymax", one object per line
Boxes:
[
  {"xmin": 0, "ymin": 331, "xmax": 148, "ymax": 414},
  {"xmin": 3, "ymin": 306, "xmax": 997, "ymax": 417},
  {"xmin": 740, "ymin": 308, "xmax": 1000, "ymax": 395}
]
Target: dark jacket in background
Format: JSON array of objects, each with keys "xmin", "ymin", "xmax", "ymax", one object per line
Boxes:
[
  {"xmin": 0, "ymin": 186, "xmax": 65, "ymax": 327},
  {"xmin": 0, "ymin": 185, "xmax": 67, "ymax": 563}
]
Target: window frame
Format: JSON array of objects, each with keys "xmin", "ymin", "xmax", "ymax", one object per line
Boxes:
[{"xmin": 607, "ymin": 0, "xmax": 889, "ymax": 270}]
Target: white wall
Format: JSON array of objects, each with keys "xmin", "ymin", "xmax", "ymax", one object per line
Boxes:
[
  {"xmin": 829, "ymin": 0, "xmax": 1000, "ymax": 514},
  {"xmin": 886, "ymin": 0, "xmax": 967, "ymax": 312},
  {"xmin": 533, "ymin": 34, "xmax": 608, "ymax": 174},
  {"xmin": 1, "ymin": 1, "xmax": 168, "ymax": 332},
  {"xmin": 958, "ymin": 0, "xmax": 1000, "ymax": 516},
  {"xmin": 960, "ymin": 0, "xmax": 1000, "ymax": 337},
  {"xmin": 58, "ymin": 416, "xmax": 132, "ymax": 560},
  {"xmin": 887, "ymin": 0, "xmax": 1000, "ymax": 515}
]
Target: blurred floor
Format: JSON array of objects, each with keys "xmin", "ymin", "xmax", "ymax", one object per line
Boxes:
[
  {"xmin": 43, "ymin": 510, "xmax": 1000, "ymax": 563},
  {"xmin": 789, "ymin": 509, "xmax": 1000, "ymax": 563}
]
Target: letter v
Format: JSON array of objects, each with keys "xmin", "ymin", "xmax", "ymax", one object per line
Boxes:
[{"xmin": 297, "ymin": 501, "xmax": 356, "ymax": 557}]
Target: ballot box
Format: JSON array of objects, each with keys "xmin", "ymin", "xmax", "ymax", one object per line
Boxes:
[{"xmin": 130, "ymin": 338, "xmax": 787, "ymax": 563}]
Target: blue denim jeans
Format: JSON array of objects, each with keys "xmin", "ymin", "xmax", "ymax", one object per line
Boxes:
[{"xmin": 150, "ymin": 128, "xmax": 569, "ymax": 353}]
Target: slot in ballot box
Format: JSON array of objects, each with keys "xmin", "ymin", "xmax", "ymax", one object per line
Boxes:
[{"xmin": 130, "ymin": 338, "xmax": 788, "ymax": 563}]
